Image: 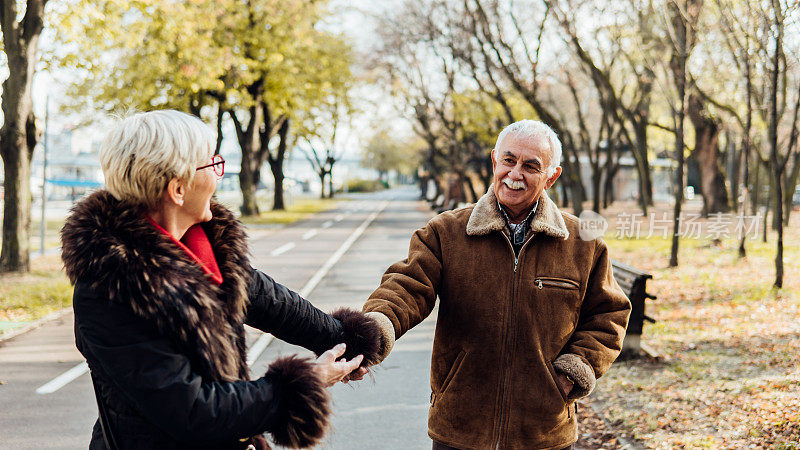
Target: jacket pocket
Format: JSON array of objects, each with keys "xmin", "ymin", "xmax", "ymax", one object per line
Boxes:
[
  {"xmin": 534, "ymin": 277, "xmax": 580, "ymax": 290},
  {"xmin": 438, "ymin": 350, "xmax": 466, "ymax": 396},
  {"xmin": 545, "ymin": 359, "xmax": 568, "ymax": 404}
]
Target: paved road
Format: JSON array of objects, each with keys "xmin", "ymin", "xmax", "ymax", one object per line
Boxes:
[{"xmin": 0, "ymin": 187, "xmax": 437, "ymax": 449}]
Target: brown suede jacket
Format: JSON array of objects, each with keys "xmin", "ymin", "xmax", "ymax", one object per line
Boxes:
[{"xmin": 363, "ymin": 188, "xmax": 631, "ymax": 450}]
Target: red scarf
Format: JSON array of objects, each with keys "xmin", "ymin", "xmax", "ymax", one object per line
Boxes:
[{"xmin": 146, "ymin": 217, "xmax": 224, "ymax": 285}]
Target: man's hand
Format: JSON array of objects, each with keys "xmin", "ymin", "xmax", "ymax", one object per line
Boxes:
[
  {"xmin": 313, "ymin": 343, "xmax": 364, "ymax": 387},
  {"xmin": 555, "ymin": 372, "xmax": 574, "ymax": 399}
]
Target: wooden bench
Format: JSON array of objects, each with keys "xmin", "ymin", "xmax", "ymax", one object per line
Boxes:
[{"xmin": 611, "ymin": 260, "xmax": 658, "ymax": 358}]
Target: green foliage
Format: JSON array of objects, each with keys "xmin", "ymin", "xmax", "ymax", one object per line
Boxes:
[
  {"xmin": 51, "ymin": 0, "xmax": 229, "ymax": 116},
  {"xmin": 51, "ymin": 0, "xmax": 356, "ymax": 125},
  {"xmin": 340, "ymin": 178, "xmax": 389, "ymax": 193},
  {"xmin": 361, "ymin": 128, "xmax": 424, "ymax": 176}
]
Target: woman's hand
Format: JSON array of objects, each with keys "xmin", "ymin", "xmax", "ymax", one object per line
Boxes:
[{"xmin": 314, "ymin": 343, "xmax": 364, "ymax": 387}]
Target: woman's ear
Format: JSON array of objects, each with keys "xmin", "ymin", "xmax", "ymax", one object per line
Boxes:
[{"xmin": 165, "ymin": 178, "xmax": 185, "ymax": 206}]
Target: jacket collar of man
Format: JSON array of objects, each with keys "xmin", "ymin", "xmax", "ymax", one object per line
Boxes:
[{"xmin": 466, "ymin": 185, "xmax": 569, "ymax": 240}]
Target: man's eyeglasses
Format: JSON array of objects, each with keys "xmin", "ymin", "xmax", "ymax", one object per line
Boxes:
[{"xmin": 197, "ymin": 155, "xmax": 225, "ymax": 177}]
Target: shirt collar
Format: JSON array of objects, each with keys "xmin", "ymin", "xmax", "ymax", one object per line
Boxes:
[{"xmin": 498, "ymin": 199, "xmax": 539, "ymax": 228}]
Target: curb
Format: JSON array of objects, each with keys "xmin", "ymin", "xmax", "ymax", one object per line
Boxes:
[{"xmin": 0, "ymin": 307, "xmax": 72, "ymax": 345}]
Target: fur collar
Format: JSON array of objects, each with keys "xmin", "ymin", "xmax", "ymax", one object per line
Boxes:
[
  {"xmin": 466, "ymin": 185, "xmax": 569, "ymax": 240},
  {"xmin": 61, "ymin": 190, "xmax": 251, "ymax": 382}
]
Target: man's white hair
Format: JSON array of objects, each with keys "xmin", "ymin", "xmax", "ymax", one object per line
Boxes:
[
  {"xmin": 100, "ymin": 110, "xmax": 215, "ymax": 210},
  {"xmin": 493, "ymin": 119, "xmax": 562, "ymax": 177}
]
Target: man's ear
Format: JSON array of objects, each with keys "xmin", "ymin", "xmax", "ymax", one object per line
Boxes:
[
  {"xmin": 544, "ymin": 167, "xmax": 562, "ymax": 190},
  {"xmin": 165, "ymin": 178, "xmax": 185, "ymax": 206},
  {"xmin": 490, "ymin": 149, "xmax": 497, "ymax": 172}
]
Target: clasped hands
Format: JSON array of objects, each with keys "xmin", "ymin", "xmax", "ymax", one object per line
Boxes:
[{"xmin": 313, "ymin": 343, "xmax": 371, "ymax": 387}]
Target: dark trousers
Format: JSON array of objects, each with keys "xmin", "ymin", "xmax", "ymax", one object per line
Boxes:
[{"xmin": 433, "ymin": 441, "xmax": 574, "ymax": 450}]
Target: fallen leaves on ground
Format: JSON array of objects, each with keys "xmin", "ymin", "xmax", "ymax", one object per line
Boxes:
[{"xmin": 580, "ymin": 201, "xmax": 800, "ymax": 449}]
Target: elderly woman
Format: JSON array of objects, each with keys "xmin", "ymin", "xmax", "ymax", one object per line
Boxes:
[{"xmin": 61, "ymin": 110, "xmax": 380, "ymax": 450}]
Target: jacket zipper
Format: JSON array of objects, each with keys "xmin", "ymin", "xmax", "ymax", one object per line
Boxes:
[
  {"xmin": 494, "ymin": 232, "xmax": 534, "ymax": 449},
  {"xmin": 534, "ymin": 278, "xmax": 580, "ymax": 290}
]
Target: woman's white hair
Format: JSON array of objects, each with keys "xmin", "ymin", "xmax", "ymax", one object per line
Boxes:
[
  {"xmin": 493, "ymin": 119, "xmax": 562, "ymax": 177},
  {"xmin": 100, "ymin": 110, "xmax": 215, "ymax": 209}
]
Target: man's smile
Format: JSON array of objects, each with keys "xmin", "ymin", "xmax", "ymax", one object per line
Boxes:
[{"xmin": 502, "ymin": 177, "xmax": 526, "ymax": 191}]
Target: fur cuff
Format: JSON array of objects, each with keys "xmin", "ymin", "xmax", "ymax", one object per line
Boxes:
[
  {"xmin": 265, "ymin": 356, "xmax": 330, "ymax": 448},
  {"xmin": 553, "ymin": 353, "xmax": 596, "ymax": 400},
  {"xmin": 365, "ymin": 312, "xmax": 395, "ymax": 363},
  {"xmin": 330, "ymin": 308, "xmax": 383, "ymax": 366}
]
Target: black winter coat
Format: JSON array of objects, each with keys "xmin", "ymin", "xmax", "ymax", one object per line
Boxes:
[{"xmin": 61, "ymin": 191, "xmax": 381, "ymax": 450}]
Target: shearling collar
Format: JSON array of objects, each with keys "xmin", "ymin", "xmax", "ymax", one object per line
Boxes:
[
  {"xmin": 61, "ymin": 190, "xmax": 251, "ymax": 382},
  {"xmin": 466, "ymin": 185, "xmax": 569, "ymax": 239}
]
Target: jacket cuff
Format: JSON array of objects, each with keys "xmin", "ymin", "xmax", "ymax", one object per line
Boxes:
[
  {"xmin": 264, "ymin": 356, "xmax": 330, "ymax": 448},
  {"xmin": 330, "ymin": 308, "xmax": 382, "ymax": 366},
  {"xmin": 364, "ymin": 312, "xmax": 395, "ymax": 363},
  {"xmin": 553, "ymin": 353, "xmax": 596, "ymax": 400}
]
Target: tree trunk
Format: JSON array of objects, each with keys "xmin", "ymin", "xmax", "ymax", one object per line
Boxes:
[
  {"xmin": 318, "ymin": 173, "xmax": 326, "ymax": 199},
  {"xmin": 687, "ymin": 93, "xmax": 729, "ymax": 216},
  {"xmin": 782, "ymin": 150, "xmax": 799, "ymax": 226},
  {"xmin": 215, "ymin": 106, "xmax": 224, "ymax": 155},
  {"xmin": 632, "ymin": 120, "xmax": 654, "ymax": 212},
  {"xmin": 668, "ymin": 0, "xmax": 690, "ymax": 268},
  {"xmin": 269, "ymin": 118, "xmax": 290, "ymax": 211},
  {"xmin": 752, "ymin": 157, "xmax": 761, "ymax": 216},
  {"xmin": 229, "ymin": 80, "xmax": 266, "ymax": 217},
  {"xmin": 603, "ymin": 160, "xmax": 619, "ymax": 209},
  {"xmin": 271, "ymin": 164, "xmax": 285, "ymax": 210},
  {"xmin": 591, "ymin": 163, "xmax": 602, "ymax": 213},
  {"xmin": 1, "ymin": 135, "xmax": 34, "ymax": 272},
  {"xmin": 737, "ymin": 134, "xmax": 750, "ymax": 258},
  {"xmin": 461, "ymin": 172, "xmax": 478, "ymax": 203},
  {"xmin": 773, "ymin": 170, "xmax": 784, "ymax": 287},
  {"xmin": 559, "ymin": 182, "xmax": 569, "ymax": 206},
  {"xmin": 762, "ymin": 171, "xmax": 772, "ymax": 243},
  {"xmin": 239, "ymin": 164, "xmax": 261, "ymax": 216},
  {"xmin": 236, "ymin": 111, "xmax": 262, "ymax": 217},
  {"xmin": 727, "ymin": 133, "xmax": 739, "ymax": 212},
  {"xmin": 560, "ymin": 138, "xmax": 586, "ymax": 216},
  {"xmin": 738, "ymin": 40, "xmax": 754, "ymax": 258},
  {"xmin": 327, "ymin": 170, "xmax": 334, "ymax": 199},
  {"xmin": 0, "ymin": 0, "xmax": 46, "ymax": 272}
]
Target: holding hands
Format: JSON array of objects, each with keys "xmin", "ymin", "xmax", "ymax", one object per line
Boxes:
[{"xmin": 314, "ymin": 343, "xmax": 369, "ymax": 386}]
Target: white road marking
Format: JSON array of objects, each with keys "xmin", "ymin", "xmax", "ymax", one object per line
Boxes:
[
  {"xmin": 246, "ymin": 334, "xmax": 274, "ymax": 366},
  {"xmin": 321, "ymin": 220, "xmax": 333, "ymax": 229},
  {"xmin": 335, "ymin": 214, "xmax": 344, "ymax": 222},
  {"xmin": 35, "ymin": 362, "xmax": 89, "ymax": 394},
  {"xmin": 246, "ymin": 201, "xmax": 388, "ymax": 366},
  {"xmin": 302, "ymin": 229, "xmax": 318, "ymax": 240},
  {"xmin": 269, "ymin": 242, "xmax": 295, "ymax": 256},
  {"xmin": 299, "ymin": 201, "xmax": 388, "ymax": 299}
]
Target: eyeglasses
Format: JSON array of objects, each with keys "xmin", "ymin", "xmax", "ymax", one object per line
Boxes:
[{"xmin": 197, "ymin": 154, "xmax": 225, "ymax": 177}]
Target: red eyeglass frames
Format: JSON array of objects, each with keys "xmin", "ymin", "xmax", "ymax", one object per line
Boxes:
[{"xmin": 196, "ymin": 154, "xmax": 225, "ymax": 177}]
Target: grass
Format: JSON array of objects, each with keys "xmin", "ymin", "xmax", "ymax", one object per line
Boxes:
[
  {"xmin": 0, "ymin": 255, "xmax": 73, "ymax": 334},
  {"xmin": 585, "ymin": 201, "xmax": 800, "ymax": 448},
  {"xmin": 0, "ymin": 218, "xmax": 64, "ymax": 252},
  {"xmin": 239, "ymin": 197, "xmax": 341, "ymax": 225}
]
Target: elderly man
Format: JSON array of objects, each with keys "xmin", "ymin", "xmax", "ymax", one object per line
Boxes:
[{"xmin": 362, "ymin": 120, "xmax": 631, "ymax": 450}]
